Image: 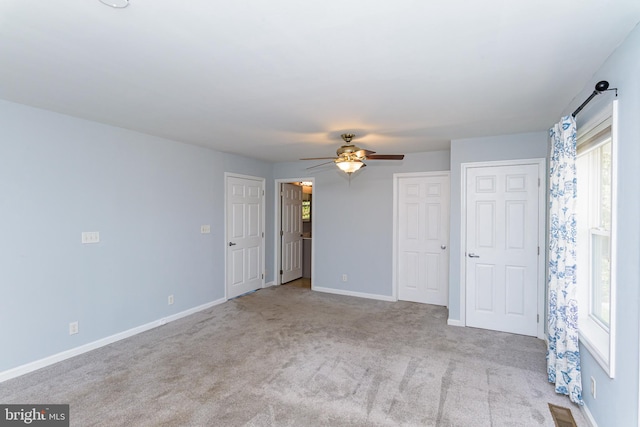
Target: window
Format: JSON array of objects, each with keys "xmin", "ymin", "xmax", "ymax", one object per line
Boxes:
[
  {"xmin": 302, "ymin": 200, "xmax": 311, "ymax": 222},
  {"xmin": 576, "ymin": 100, "xmax": 617, "ymax": 377}
]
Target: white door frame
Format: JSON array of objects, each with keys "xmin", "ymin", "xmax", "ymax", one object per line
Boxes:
[
  {"xmin": 393, "ymin": 171, "xmax": 450, "ymax": 302},
  {"xmin": 460, "ymin": 158, "xmax": 546, "ymax": 339},
  {"xmin": 224, "ymin": 172, "xmax": 266, "ymax": 300},
  {"xmin": 274, "ymin": 177, "xmax": 315, "ymax": 288}
]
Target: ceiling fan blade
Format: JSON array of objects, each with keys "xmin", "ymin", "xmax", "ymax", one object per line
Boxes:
[
  {"xmin": 306, "ymin": 160, "xmax": 336, "ymax": 169},
  {"xmin": 354, "ymin": 149, "xmax": 375, "ymax": 158},
  {"xmin": 300, "ymin": 157, "xmax": 337, "ymax": 160},
  {"xmin": 365, "ymin": 154, "xmax": 405, "ymax": 160}
]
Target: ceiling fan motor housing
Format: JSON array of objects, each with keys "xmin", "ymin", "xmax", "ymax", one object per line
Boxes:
[{"xmin": 336, "ymin": 144, "xmax": 359, "ymax": 157}]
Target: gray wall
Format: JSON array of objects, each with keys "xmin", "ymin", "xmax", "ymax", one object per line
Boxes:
[
  {"xmin": 565, "ymin": 24, "xmax": 640, "ymax": 426},
  {"xmin": 274, "ymin": 150, "xmax": 450, "ymax": 297},
  {"xmin": 0, "ymin": 100, "xmax": 273, "ymax": 372},
  {"xmin": 3, "ymin": 23, "xmax": 638, "ymax": 423},
  {"xmin": 448, "ymin": 132, "xmax": 548, "ymax": 321}
]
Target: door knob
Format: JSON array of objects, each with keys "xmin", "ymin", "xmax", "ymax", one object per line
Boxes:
[
  {"xmin": 468, "ymin": 253, "xmax": 479, "ymax": 258},
  {"xmin": 441, "ymin": 245, "xmax": 447, "ymax": 250},
  {"xmin": 228, "ymin": 242, "xmax": 236, "ymax": 246}
]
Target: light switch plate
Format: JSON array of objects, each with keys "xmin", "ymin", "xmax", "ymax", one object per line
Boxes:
[{"xmin": 81, "ymin": 231, "xmax": 100, "ymax": 244}]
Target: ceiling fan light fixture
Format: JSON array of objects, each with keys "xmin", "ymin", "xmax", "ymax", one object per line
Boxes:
[
  {"xmin": 99, "ymin": 0, "xmax": 129, "ymax": 8},
  {"xmin": 335, "ymin": 159, "xmax": 364, "ymax": 174}
]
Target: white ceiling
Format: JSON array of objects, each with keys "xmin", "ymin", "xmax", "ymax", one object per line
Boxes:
[{"xmin": 1, "ymin": 1, "xmax": 639, "ymax": 162}]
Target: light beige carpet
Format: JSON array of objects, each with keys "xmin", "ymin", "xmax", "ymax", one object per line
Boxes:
[{"xmin": 0, "ymin": 285, "xmax": 586, "ymax": 426}]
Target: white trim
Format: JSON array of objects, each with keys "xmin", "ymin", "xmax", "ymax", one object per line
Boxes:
[
  {"xmin": 264, "ymin": 281, "xmax": 276, "ymax": 288},
  {"xmin": 392, "ymin": 171, "xmax": 450, "ymax": 304},
  {"xmin": 273, "ymin": 177, "xmax": 315, "ymax": 288},
  {"xmin": 460, "ymin": 158, "xmax": 546, "ymax": 338},
  {"xmin": 459, "ymin": 164, "xmax": 467, "ymax": 327},
  {"xmin": 581, "ymin": 403, "xmax": 599, "ymax": 427},
  {"xmin": 579, "ymin": 333, "xmax": 610, "ymax": 376},
  {"xmin": 447, "ymin": 318, "xmax": 465, "ymax": 327},
  {"xmin": 224, "ymin": 173, "xmax": 266, "ymax": 300},
  {"xmin": 537, "ymin": 160, "xmax": 547, "ymax": 340},
  {"xmin": 576, "ymin": 99, "xmax": 617, "ymax": 378},
  {"xmin": 224, "ymin": 172, "xmax": 265, "ymax": 182},
  {"xmin": 313, "ymin": 286, "xmax": 396, "ymax": 302},
  {"xmin": 578, "ymin": 104, "xmax": 614, "ymax": 142},
  {"xmin": 609, "ymin": 99, "xmax": 618, "ymax": 379},
  {"xmin": 392, "ymin": 173, "xmax": 399, "ymax": 301},
  {"xmin": 0, "ymin": 298, "xmax": 226, "ymax": 383}
]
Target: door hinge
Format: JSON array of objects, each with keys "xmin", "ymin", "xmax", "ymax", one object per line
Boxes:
[
  {"xmin": 279, "ymin": 270, "xmax": 283, "ymax": 275},
  {"xmin": 262, "ymin": 273, "xmax": 264, "ymax": 280},
  {"xmin": 537, "ymin": 314, "xmax": 540, "ymax": 323},
  {"xmin": 538, "ymin": 178, "xmax": 540, "ymax": 187},
  {"xmin": 537, "ymin": 246, "xmax": 540, "ymax": 255},
  {"xmin": 262, "ymin": 190, "xmax": 265, "ymax": 196},
  {"xmin": 262, "ymin": 232, "xmax": 264, "ymax": 238},
  {"xmin": 280, "ymin": 230, "xmax": 284, "ymax": 236}
]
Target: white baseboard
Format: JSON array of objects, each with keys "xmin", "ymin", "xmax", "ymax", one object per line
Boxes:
[
  {"xmin": 313, "ymin": 286, "xmax": 396, "ymax": 302},
  {"xmin": 580, "ymin": 403, "xmax": 598, "ymax": 427},
  {"xmin": 447, "ymin": 318, "xmax": 465, "ymax": 327},
  {"xmin": 0, "ymin": 297, "xmax": 226, "ymax": 383},
  {"xmin": 264, "ymin": 281, "xmax": 276, "ymax": 288}
]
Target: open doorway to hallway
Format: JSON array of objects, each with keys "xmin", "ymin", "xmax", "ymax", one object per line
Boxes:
[
  {"xmin": 274, "ymin": 179, "xmax": 314, "ymax": 289},
  {"xmin": 284, "ymin": 277, "xmax": 311, "ymax": 289}
]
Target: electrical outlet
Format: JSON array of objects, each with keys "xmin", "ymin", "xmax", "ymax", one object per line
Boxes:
[
  {"xmin": 69, "ymin": 321, "xmax": 79, "ymax": 335},
  {"xmin": 342, "ymin": 274, "xmax": 348, "ymax": 282},
  {"xmin": 168, "ymin": 295, "xmax": 174, "ymax": 305},
  {"xmin": 591, "ymin": 377, "xmax": 596, "ymax": 398},
  {"xmin": 200, "ymin": 225, "xmax": 211, "ymax": 234}
]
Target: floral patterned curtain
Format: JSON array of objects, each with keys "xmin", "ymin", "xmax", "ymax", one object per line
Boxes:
[{"xmin": 547, "ymin": 115, "xmax": 583, "ymax": 405}]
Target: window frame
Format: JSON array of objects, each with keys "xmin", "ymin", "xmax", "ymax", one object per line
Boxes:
[{"xmin": 576, "ymin": 100, "xmax": 618, "ymax": 378}]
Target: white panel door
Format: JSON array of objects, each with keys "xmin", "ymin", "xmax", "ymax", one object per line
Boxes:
[
  {"xmin": 397, "ymin": 174, "xmax": 450, "ymax": 305},
  {"xmin": 281, "ymin": 183, "xmax": 303, "ymax": 284},
  {"xmin": 465, "ymin": 164, "xmax": 539, "ymax": 336},
  {"xmin": 226, "ymin": 176, "xmax": 264, "ymax": 299}
]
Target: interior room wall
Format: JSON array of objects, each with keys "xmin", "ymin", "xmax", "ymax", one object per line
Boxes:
[
  {"xmin": 0, "ymin": 100, "xmax": 273, "ymax": 374},
  {"xmin": 564, "ymin": 24, "xmax": 640, "ymax": 427},
  {"xmin": 273, "ymin": 150, "xmax": 450, "ymax": 298},
  {"xmin": 448, "ymin": 131, "xmax": 549, "ymax": 322}
]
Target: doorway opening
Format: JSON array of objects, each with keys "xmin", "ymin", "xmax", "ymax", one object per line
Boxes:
[{"xmin": 274, "ymin": 178, "xmax": 314, "ymax": 290}]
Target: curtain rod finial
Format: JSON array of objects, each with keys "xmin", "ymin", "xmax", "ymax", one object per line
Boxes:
[{"xmin": 595, "ymin": 81, "xmax": 609, "ymax": 92}]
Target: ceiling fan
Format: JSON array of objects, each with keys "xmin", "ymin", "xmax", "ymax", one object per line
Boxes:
[{"xmin": 300, "ymin": 133, "xmax": 405, "ymax": 175}]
